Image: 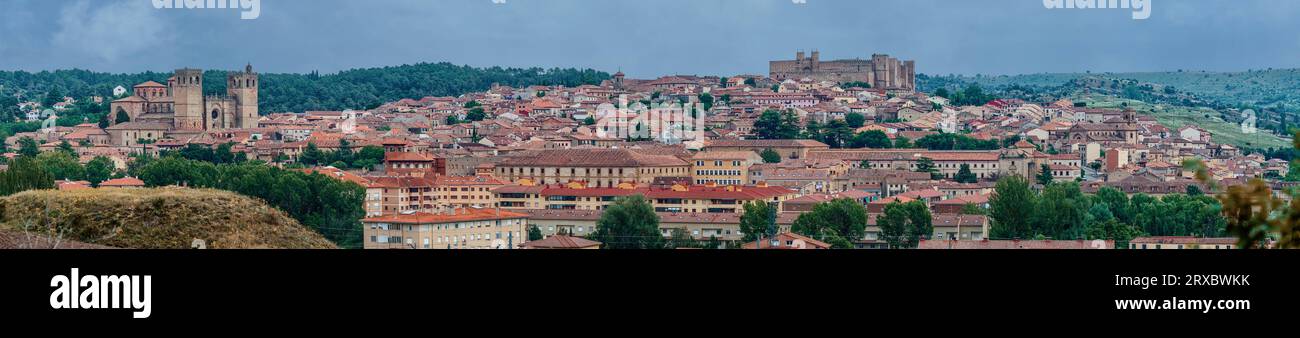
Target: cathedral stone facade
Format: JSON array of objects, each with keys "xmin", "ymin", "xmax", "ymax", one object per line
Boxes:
[
  {"xmin": 770, "ymin": 51, "xmax": 915, "ymax": 90},
  {"xmin": 107, "ymin": 65, "xmax": 259, "ymax": 146}
]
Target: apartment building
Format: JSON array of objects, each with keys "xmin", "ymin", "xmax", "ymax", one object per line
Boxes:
[
  {"xmin": 1128, "ymin": 237, "xmax": 1238, "ymax": 250},
  {"xmin": 364, "ymin": 176, "xmax": 437, "ymax": 216},
  {"xmin": 362, "ymin": 208, "xmax": 530, "ymax": 249},
  {"xmin": 433, "ymin": 174, "xmax": 507, "ymax": 209},
  {"xmin": 494, "ymin": 149, "xmax": 691, "ymax": 187},
  {"xmin": 519, "ymin": 209, "xmax": 787, "ymax": 242},
  {"xmin": 703, "ymin": 139, "xmax": 830, "ymax": 162},
  {"xmin": 690, "ymin": 151, "xmax": 763, "ymax": 186},
  {"xmin": 493, "ymin": 183, "xmax": 798, "ymax": 213}
]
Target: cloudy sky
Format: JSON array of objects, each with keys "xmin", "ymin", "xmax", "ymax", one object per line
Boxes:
[{"xmin": 1, "ymin": 0, "xmax": 1298, "ymax": 77}]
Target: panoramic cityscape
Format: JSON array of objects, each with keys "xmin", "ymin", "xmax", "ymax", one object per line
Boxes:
[
  {"xmin": 0, "ymin": 0, "xmax": 1296, "ymax": 251},
  {"xmin": 7, "ymin": 0, "xmax": 1300, "ymax": 327}
]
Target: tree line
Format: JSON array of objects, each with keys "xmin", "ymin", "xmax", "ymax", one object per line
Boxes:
[
  {"xmin": 988, "ymin": 176, "xmax": 1224, "ymax": 248},
  {"xmin": 131, "ymin": 156, "xmax": 367, "ymax": 249},
  {"xmin": 0, "ymin": 63, "xmax": 609, "ymax": 114}
]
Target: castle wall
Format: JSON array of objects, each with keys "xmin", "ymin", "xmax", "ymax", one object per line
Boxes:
[{"xmin": 770, "ymin": 52, "xmax": 915, "ymax": 90}]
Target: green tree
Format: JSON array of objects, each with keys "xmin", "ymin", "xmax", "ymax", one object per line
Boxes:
[
  {"xmin": 811, "ymin": 119, "xmax": 853, "ymax": 149},
  {"xmin": 0, "ymin": 156, "xmax": 54, "ymax": 196},
  {"xmin": 915, "ymin": 157, "xmax": 939, "ymax": 179},
  {"xmin": 738, "ymin": 201, "xmax": 777, "ymax": 242},
  {"xmin": 1033, "ymin": 182, "xmax": 1090, "ymax": 239},
  {"xmin": 851, "ymin": 130, "xmax": 891, "ymax": 149},
  {"xmin": 878, "ymin": 200, "xmax": 933, "ymax": 248},
  {"xmin": 583, "ymin": 115, "xmax": 596, "ymax": 126},
  {"xmin": 1095, "ymin": 187, "xmax": 1133, "ymax": 224},
  {"xmin": 955, "ymin": 164, "xmax": 977, "ymax": 183},
  {"xmin": 84, "ymin": 156, "xmax": 115, "ymax": 186},
  {"xmin": 845, "ymin": 112, "xmax": 866, "ymax": 128},
  {"xmin": 57, "ymin": 140, "xmax": 75, "ymax": 155},
  {"xmin": 42, "ymin": 86, "xmax": 63, "ymax": 107},
  {"xmin": 527, "ymin": 225, "xmax": 543, "ymax": 241},
  {"xmin": 18, "ymin": 136, "xmax": 39, "ymax": 157},
  {"xmin": 753, "ymin": 109, "xmax": 800, "ymax": 140},
  {"xmin": 960, "ymin": 203, "xmax": 986, "ymax": 216},
  {"xmin": 667, "ymin": 228, "xmax": 698, "ymax": 249},
  {"xmin": 759, "ymin": 148, "xmax": 781, "ymax": 163},
  {"xmin": 894, "ymin": 136, "xmax": 912, "ymax": 148},
  {"xmin": 115, "ymin": 109, "xmax": 131, "ymax": 124},
  {"xmin": 34, "ymin": 151, "xmax": 86, "ymax": 181},
  {"xmin": 790, "ymin": 199, "xmax": 868, "ymax": 249},
  {"xmin": 466, "ymin": 107, "xmax": 487, "ymax": 121},
  {"xmin": 1037, "ymin": 164, "xmax": 1054, "ymax": 185},
  {"xmin": 589, "ymin": 195, "xmax": 663, "ymax": 249},
  {"xmin": 135, "ymin": 157, "xmax": 366, "ymax": 248},
  {"xmin": 990, "ymin": 176, "xmax": 1035, "ymax": 239},
  {"xmin": 1084, "ymin": 219, "xmax": 1146, "ymax": 249},
  {"xmin": 300, "ymin": 143, "xmax": 324, "ymax": 166},
  {"xmin": 698, "ymin": 93, "xmax": 714, "ymax": 111}
]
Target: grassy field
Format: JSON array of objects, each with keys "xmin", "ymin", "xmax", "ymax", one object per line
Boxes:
[
  {"xmin": 1074, "ymin": 94, "xmax": 1291, "ymax": 149},
  {"xmin": 1, "ymin": 187, "xmax": 338, "ymax": 249}
]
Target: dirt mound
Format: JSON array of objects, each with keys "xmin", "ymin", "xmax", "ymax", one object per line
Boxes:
[{"xmin": 1, "ymin": 187, "xmax": 337, "ymax": 249}]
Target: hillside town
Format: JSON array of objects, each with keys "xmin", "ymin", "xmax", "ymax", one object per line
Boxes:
[{"xmin": 2, "ymin": 53, "xmax": 1276, "ymax": 250}]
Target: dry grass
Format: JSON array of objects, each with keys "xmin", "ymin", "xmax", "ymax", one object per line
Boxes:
[{"xmin": 0, "ymin": 187, "xmax": 337, "ymax": 249}]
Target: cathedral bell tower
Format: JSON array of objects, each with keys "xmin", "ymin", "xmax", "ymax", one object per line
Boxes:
[
  {"xmin": 172, "ymin": 68, "xmax": 205, "ymax": 130},
  {"xmin": 228, "ymin": 64, "xmax": 260, "ymax": 129}
]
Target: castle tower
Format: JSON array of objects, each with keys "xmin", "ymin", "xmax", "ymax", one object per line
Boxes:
[
  {"xmin": 172, "ymin": 68, "xmax": 205, "ymax": 130},
  {"xmin": 228, "ymin": 64, "xmax": 260, "ymax": 129}
]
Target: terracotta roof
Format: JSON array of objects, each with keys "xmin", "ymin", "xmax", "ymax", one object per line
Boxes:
[
  {"xmin": 434, "ymin": 175, "xmax": 506, "ymax": 186},
  {"xmin": 519, "ymin": 235, "xmax": 602, "ymax": 249},
  {"xmin": 99, "ymin": 177, "xmax": 145, "ymax": 187},
  {"xmin": 707, "ymin": 139, "xmax": 830, "ymax": 148},
  {"xmin": 384, "ymin": 152, "xmax": 436, "ymax": 162},
  {"xmin": 691, "ymin": 151, "xmax": 761, "ymax": 161},
  {"xmin": 1129, "ymin": 237, "xmax": 1237, "ymax": 245},
  {"xmin": 499, "ymin": 149, "xmax": 688, "ymax": 168},
  {"xmin": 741, "ymin": 232, "xmax": 831, "ymax": 249},
  {"xmin": 918, "ymin": 239, "xmax": 1113, "ymax": 249}
]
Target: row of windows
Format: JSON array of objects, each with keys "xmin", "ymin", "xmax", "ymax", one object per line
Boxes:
[
  {"xmin": 368, "ymin": 219, "xmax": 522, "ymax": 231},
  {"xmin": 697, "ymin": 179, "xmax": 743, "ymax": 186},
  {"xmin": 503, "ymin": 167, "xmax": 688, "ymax": 176},
  {"xmin": 696, "ymin": 170, "xmax": 742, "ymax": 177},
  {"xmin": 695, "ymin": 161, "xmax": 743, "ymax": 167}
]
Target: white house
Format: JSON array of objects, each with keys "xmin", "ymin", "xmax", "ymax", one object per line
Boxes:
[{"xmin": 1179, "ymin": 126, "xmax": 1209, "ymax": 142}]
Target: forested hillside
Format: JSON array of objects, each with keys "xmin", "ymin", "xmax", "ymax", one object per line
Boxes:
[{"xmin": 0, "ymin": 63, "xmax": 610, "ymax": 114}]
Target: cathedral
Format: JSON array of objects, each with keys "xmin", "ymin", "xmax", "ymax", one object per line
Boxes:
[
  {"xmin": 107, "ymin": 65, "xmax": 259, "ymax": 146},
  {"xmin": 1065, "ymin": 108, "xmax": 1141, "ymax": 144}
]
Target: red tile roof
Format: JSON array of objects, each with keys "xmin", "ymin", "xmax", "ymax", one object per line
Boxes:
[
  {"xmin": 519, "ymin": 235, "xmax": 602, "ymax": 249},
  {"xmin": 99, "ymin": 177, "xmax": 145, "ymax": 187}
]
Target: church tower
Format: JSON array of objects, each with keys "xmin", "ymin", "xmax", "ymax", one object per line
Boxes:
[
  {"xmin": 172, "ymin": 68, "xmax": 205, "ymax": 130},
  {"xmin": 228, "ymin": 64, "xmax": 260, "ymax": 129}
]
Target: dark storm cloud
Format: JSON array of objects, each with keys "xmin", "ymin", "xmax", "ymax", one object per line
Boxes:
[{"xmin": 1, "ymin": 0, "xmax": 1297, "ymax": 76}]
